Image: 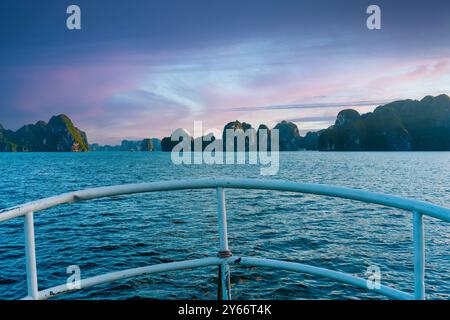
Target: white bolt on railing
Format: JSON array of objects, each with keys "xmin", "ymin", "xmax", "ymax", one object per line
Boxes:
[{"xmin": 0, "ymin": 178, "xmax": 448, "ymax": 300}]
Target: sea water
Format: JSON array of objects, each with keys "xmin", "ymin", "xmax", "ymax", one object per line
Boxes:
[{"xmin": 0, "ymin": 152, "xmax": 449, "ymax": 299}]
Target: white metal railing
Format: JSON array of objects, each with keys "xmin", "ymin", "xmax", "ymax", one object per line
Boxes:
[{"xmin": 0, "ymin": 178, "xmax": 449, "ymax": 300}]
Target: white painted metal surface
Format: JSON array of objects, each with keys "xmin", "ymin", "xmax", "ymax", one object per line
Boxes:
[
  {"xmin": 413, "ymin": 211, "xmax": 425, "ymax": 300},
  {"xmin": 230, "ymin": 257, "xmax": 413, "ymax": 300},
  {"xmin": 216, "ymin": 187, "xmax": 231, "ymax": 300},
  {"xmin": 37, "ymin": 257, "xmax": 223, "ymax": 300},
  {"xmin": 0, "ymin": 178, "xmax": 449, "ymax": 300},
  {"xmin": 216, "ymin": 187, "xmax": 230, "ymax": 253},
  {"xmin": 24, "ymin": 212, "xmax": 39, "ymax": 299}
]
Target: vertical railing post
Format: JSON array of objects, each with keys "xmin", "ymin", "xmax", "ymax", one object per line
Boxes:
[
  {"xmin": 24, "ymin": 212, "xmax": 39, "ymax": 300},
  {"xmin": 412, "ymin": 211, "xmax": 425, "ymax": 300},
  {"xmin": 216, "ymin": 187, "xmax": 231, "ymax": 300}
]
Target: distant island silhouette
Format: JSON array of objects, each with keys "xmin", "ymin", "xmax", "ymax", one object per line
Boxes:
[{"xmin": 1, "ymin": 94, "xmax": 449, "ymax": 152}]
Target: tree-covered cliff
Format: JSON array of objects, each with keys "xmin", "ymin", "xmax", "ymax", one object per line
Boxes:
[
  {"xmin": 0, "ymin": 114, "xmax": 89, "ymax": 152},
  {"xmin": 318, "ymin": 94, "xmax": 450, "ymax": 151}
]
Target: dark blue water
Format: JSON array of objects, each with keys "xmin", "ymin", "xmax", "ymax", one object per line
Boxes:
[{"xmin": 0, "ymin": 152, "xmax": 449, "ymax": 300}]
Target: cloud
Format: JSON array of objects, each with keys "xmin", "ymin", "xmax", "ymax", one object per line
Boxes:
[
  {"xmin": 229, "ymin": 99, "xmax": 395, "ymax": 112},
  {"xmin": 371, "ymin": 60, "xmax": 450, "ymax": 88},
  {"xmin": 283, "ymin": 115, "xmax": 337, "ymax": 123}
]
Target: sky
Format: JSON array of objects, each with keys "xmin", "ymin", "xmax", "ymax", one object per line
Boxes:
[{"xmin": 1, "ymin": 0, "xmax": 449, "ymax": 144}]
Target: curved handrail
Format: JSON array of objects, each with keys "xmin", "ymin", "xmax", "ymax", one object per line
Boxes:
[
  {"xmin": 35, "ymin": 256, "xmax": 412, "ymax": 300},
  {"xmin": 1, "ymin": 178, "xmax": 449, "ymax": 222},
  {"xmin": 1, "ymin": 178, "xmax": 449, "ymax": 300},
  {"xmin": 37, "ymin": 257, "xmax": 224, "ymax": 300}
]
